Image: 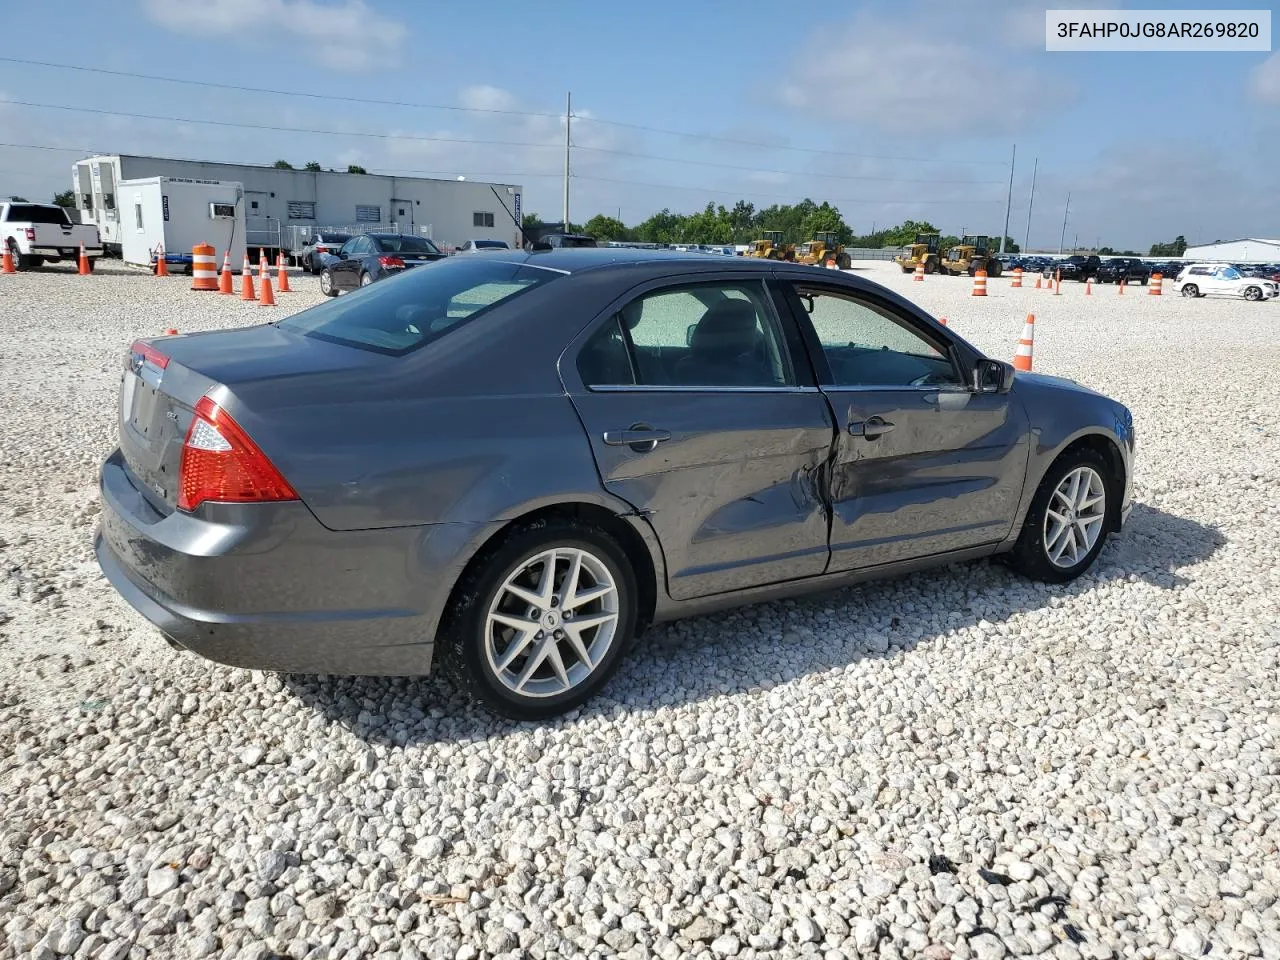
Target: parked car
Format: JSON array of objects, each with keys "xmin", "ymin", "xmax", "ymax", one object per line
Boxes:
[
  {"xmin": 298, "ymin": 232, "xmax": 351, "ymax": 274},
  {"xmin": 319, "ymin": 234, "xmax": 446, "ymax": 295},
  {"xmin": 531, "ymin": 233, "xmax": 597, "ymax": 250},
  {"xmin": 457, "ymin": 239, "xmax": 511, "ymax": 252},
  {"xmin": 1172, "ymin": 263, "xmax": 1278, "ymax": 301},
  {"xmin": 96, "ymin": 249, "xmax": 1135, "ymax": 719},
  {"xmin": 1149, "ymin": 261, "xmax": 1184, "ymax": 280},
  {"xmin": 1235, "ymin": 263, "xmax": 1280, "ymax": 282},
  {"xmin": 1, "ymin": 201, "xmax": 103, "ymax": 271},
  {"xmin": 1042, "ymin": 255, "xmax": 1101, "ymax": 282},
  {"xmin": 1095, "ymin": 258, "xmax": 1151, "ymax": 285},
  {"xmin": 1018, "ymin": 256, "xmax": 1051, "ymax": 275}
]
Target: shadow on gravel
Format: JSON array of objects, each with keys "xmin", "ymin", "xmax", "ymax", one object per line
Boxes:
[{"xmin": 281, "ymin": 502, "xmax": 1222, "ymax": 746}]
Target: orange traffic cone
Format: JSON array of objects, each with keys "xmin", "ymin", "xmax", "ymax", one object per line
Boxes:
[
  {"xmin": 1149, "ymin": 272, "xmax": 1163, "ymax": 296},
  {"xmin": 240, "ymin": 254, "xmax": 256, "ymax": 301},
  {"xmin": 1, "ymin": 246, "xmax": 15, "ymax": 274},
  {"xmin": 218, "ymin": 250, "xmax": 234, "ymax": 294},
  {"xmin": 913, "ymin": 262, "xmax": 925, "ymax": 282},
  {"xmin": 1034, "ymin": 275, "xmax": 1041, "ymax": 289},
  {"xmin": 1011, "ymin": 268, "xmax": 1023, "ymax": 288},
  {"xmin": 1054, "ymin": 271, "xmax": 1061, "ymax": 296},
  {"xmin": 155, "ymin": 246, "xmax": 169, "ymax": 277},
  {"xmin": 1013, "ymin": 314, "xmax": 1035, "ymax": 372},
  {"xmin": 1118, "ymin": 278, "xmax": 1125, "ymax": 295},
  {"xmin": 275, "ymin": 252, "xmax": 291, "ymax": 293},
  {"xmin": 258, "ymin": 273, "xmax": 276, "ymax": 307},
  {"xmin": 191, "ymin": 243, "xmax": 218, "ymax": 291},
  {"xmin": 938, "ymin": 316, "xmax": 948, "ymax": 326},
  {"xmin": 78, "ymin": 241, "xmax": 91, "ymax": 275},
  {"xmin": 971, "ymin": 269, "xmax": 988, "ymax": 297},
  {"xmin": 164, "ymin": 328, "xmax": 178, "ymax": 335},
  {"xmin": 1085, "ymin": 279, "xmax": 1092, "ymax": 295},
  {"xmin": 258, "ymin": 248, "xmax": 268, "ymax": 282}
]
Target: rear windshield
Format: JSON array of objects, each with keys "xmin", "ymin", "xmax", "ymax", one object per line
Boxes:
[
  {"xmin": 472, "ymin": 239, "xmax": 509, "ymax": 249},
  {"xmin": 278, "ymin": 259, "xmax": 558, "ymax": 355},
  {"xmin": 317, "ymin": 233, "xmax": 350, "ymax": 243},
  {"xmin": 370, "ymin": 235, "xmax": 440, "ymax": 254},
  {"xmin": 4, "ymin": 204, "xmax": 69, "ymax": 224}
]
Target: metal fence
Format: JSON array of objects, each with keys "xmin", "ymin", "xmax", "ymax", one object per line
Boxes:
[{"xmin": 845, "ymin": 247, "xmax": 901, "ymax": 261}]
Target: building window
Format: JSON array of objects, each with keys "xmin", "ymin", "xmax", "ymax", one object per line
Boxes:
[
  {"xmin": 134, "ymin": 203, "xmax": 144, "ymax": 231},
  {"xmin": 473, "ymin": 211, "xmax": 495, "ymax": 228},
  {"xmin": 355, "ymin": 205, "xmax": 381, "ymax": 222},
  {"xmin": 251, "ymin": 200, "xmax": 259, "ymax": 211},
  {"xmin": 287, "ymin": 201, "xmax": 316, "ymax": 220}
]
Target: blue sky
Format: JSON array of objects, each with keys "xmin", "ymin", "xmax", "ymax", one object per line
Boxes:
[{"xmin": 1, "ymin": 0, "xmax": 1277, "ymax": 249}]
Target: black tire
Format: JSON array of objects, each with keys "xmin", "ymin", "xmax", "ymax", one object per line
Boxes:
[
  {"xmin": 1006, "ymin": 446, "xmax": 1115, "ymax": 584},
  {"xmin": 1181, "ymin": 283, "xmax": 1199, "ymax": 298},
  {"xmin": 988, "ymin": 260, "xmax": 1002, "ymax": 278},
  {"xmin": 359, "ymin": 271, "xmax": 373, "ymax": 287},
  {"xmin": 319, "ymin": 269, "xmax": 338, "ymax": 297},
  {"xmin": 837, "ymin": 252, "xmax": 851, "ymax": 270},
  {"xmin": 1244, "ymin": 286, "xmax": 1262, "ymax": 302},
  {"xmin": 438, "ymin": 521, "xmax": 638, "ymax": 720},
  {"xmin": 924, "ymin": 258, "xmax": 937, "ymax": 274}
]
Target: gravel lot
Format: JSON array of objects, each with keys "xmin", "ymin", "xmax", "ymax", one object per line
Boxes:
[{"xmin": 2, "ymin": 258, "xmax": 1278, "ymax": 960}]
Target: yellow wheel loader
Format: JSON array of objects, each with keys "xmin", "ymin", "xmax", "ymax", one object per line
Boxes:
[
  {"xmin": 894, "ymin": 233, "xmax": 942, "ymax": 274},
  {"xmin": 941, "ymin": 235, "xmax": 1004, "ymax": 277},
  {"xmin": 745, "ymin": 231, "xmax": 794, "ymax": 261},
  {"xmin": 796, "ymin": 231, "xmax": 851, "ymax": 269}
]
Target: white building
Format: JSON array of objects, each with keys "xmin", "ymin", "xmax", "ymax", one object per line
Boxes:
[
  {"xmin": 1182, "ymin": 238, "xmax": 1280, "ymax": 262},
  {"xmin": 72, "ymin": 154, "xmax": 523, "ymax": 256},
  {"xmin": 115, "ymin": 177, "xmax": 247, "ymax": 269}
]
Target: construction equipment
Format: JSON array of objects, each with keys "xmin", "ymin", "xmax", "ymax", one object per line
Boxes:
[
  {"xmin": 894, "ymin": 233, "xmax": 942, "ymax": 274},
  {"xmin": 941, "ymin": 235, "xmax": 1003, "ymax": 278},
  {"xmin": 795, "ymin": 231, "xmax": 851, "ymax": 269},
  {"xmin": 745, "ymin": 231, "xmax": 794, "ymax": 261}
]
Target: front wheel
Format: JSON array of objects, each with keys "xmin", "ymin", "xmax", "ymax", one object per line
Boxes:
[
  {"xmin": 319, "ymin": 269, "xmax": 338, "ymax": 297},
  {"xmin": 1181, "ymin": 283, "xmax": 1199, "ymax": 298},
  {"xmin": 1007, "ymin": 448, "xmax": 1114, "ymax": 583},
  {"xmin": 1244, "ymin": 286, "xmax": 1263, "ymax": 302},
  {"xmin": 837, "ymin": 252, "xmax": 851, "ymax": 270},
  {"xmin": 439, "ymin": 521, "xmax": 638, "ymax": 719}
]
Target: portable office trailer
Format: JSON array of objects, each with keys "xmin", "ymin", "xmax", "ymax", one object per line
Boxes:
[
  {"xmin": 115, "ymin": 177, "xmax": 247, "ymax": 270},
  {"xmin": 74, "ymin": 155, "xmax": 523, "ymax": 256}
]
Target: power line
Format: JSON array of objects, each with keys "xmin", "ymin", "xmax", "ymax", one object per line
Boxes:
[
  {"xmin": 573, "ymin": 143, "xmax": 1005, "ymax": 184},
  {"xmin": 575, "ymin": 174, "xmax": 1003, "ymax": 206},
  {"xmin": 0, "ymin": 57, "xmax": 562, "ymax": 120},
  {"xmin": 0, "ymin": 56, "xmax": 1008, "ymax": 167},
  {"xmin": 3, "ymin": 99, "xmax": 563, "ymax": 151}
]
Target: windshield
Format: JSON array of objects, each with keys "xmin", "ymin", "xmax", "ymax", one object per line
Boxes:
[
  {"xmin": 317, "ymin": 233, "xmax": 350, "ymax": 244},
  {"xmin": 279, "ymin": 259, "xmax": 557, "ymax": 355},
  {"xmin": 472, "ymin": 239, "xmax": 509, "ymax": 249},
  {"xmin": 372, "ymin": 235, "xmax": 441, "ymax": 254}
]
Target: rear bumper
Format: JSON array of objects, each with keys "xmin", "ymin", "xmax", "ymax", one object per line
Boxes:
[
  {"xmin": 31, "ymin": 245, "xmax": 104, "ymax": 258},
  {"xmin": 94, "ymin": 448, "xmax": 487, "ymax": 675}
]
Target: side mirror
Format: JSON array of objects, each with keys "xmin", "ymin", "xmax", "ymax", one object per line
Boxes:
[{"xmin": 973, "ymin": 358, "xmax": 1015, "ymax": 394}]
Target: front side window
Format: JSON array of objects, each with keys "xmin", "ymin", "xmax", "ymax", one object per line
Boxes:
[
  {"xmin": 578, "ymin": 281, "xmax": 793, "ymax": 389},
  {"xmin": 789, "ymin": 285, "xmax": 959, "ymax": 388}
]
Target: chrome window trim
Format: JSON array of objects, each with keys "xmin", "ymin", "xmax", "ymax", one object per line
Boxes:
[{"xmin": 585, "ymin": 384, "xmax": 821, "ymax": 395}]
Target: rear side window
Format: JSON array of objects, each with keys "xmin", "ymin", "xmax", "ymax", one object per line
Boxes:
[
  {"xmin": 4, "ymin": 204, "xmax": 68, "ymax": 224},
  {"xmin": 577, "ymin": 281, "xmax": 794, "ymax": 388},
  {"xmin": 279, "ymin": 260, "xmax": 557, "ymax": 355}
]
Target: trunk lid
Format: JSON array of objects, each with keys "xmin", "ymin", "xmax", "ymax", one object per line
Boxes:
[{"xmin": 117, "ymin": 326, "xmax": 386, "ymax": 512}]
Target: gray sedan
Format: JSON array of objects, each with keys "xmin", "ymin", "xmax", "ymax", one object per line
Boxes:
[{"xmin": 96, "ymin": 250, "xmax": 1134, "ymax": 719}]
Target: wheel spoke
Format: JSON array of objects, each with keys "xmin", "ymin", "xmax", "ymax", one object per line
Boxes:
[
  {"xmin": 1078, "ymin": 492, "xmax": 1104, "ymax": 511},
  {"xmin": 504, "ymin": 582, "xmax": 545, "ymax": 609},
  {"xmin": 561, "ymin": 550, "xmax": 584, "ymax": 608},
  {"xmin": 545, "ymin": 642, "xmax": 571, "ymax": 688},
  {"xmin": 493, "ymin": 626, "xmax": 538, "ymax": 672},
  {"xmin": 562, "ymin": 623, "xmax": 594, "ymax": 667},
  {"xmin": 534, "ymin": 551, "xmax": 557, "ymax": 606},
  {"xmin": 513, "ymin": 639, "xmax": 552, "ymax": 692},
  {"xmin": 563, "ymin": 583, "xmax": 611, "ymax": 610},
  {"xmin": 1046, "ymin": 520, "xmax": 1069, "ymax": 550},
  {"xmin": 490, "ymin": 611, "xmax": 538, "ymax": 633},
  {"xmin": 565, "ymin": 611, "xmax": 617, "ymax": 633}
]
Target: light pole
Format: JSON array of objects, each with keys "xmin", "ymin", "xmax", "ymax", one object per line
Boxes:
[
  {"xmin": 562, "ymin": 91, "xmax": 572, "ymax": 231},
  {"xmin": 1000, "ymin": 144, "xmax": 1015, "ymax": 254},
  {"xmin": 1058, "ymin": 191, "xmax": 1071, "ymax": 255},
  {"xmin": 1024, "ymin": 158, "xmax": 1037, "ymax": 252}
]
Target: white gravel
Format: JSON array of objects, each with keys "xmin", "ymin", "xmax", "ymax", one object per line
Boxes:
[{"xmin": 2, "ymin": 258, "xmax": 1278, "ymax": 960}]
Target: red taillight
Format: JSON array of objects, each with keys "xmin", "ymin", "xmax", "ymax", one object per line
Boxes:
[
  {"xmin": 129, "ymin": 339, "xmax": 170, "ymax": 369},
  {"xmin": 24, "ymin": 227, "xmax": 36, "ymax": 241},
  {"xmin": 178, "ymin": 396, "xmax": 298, "ymax": 512},
  {"xmin": 378, "ymin": 256, "xmax": 405, "ymax": 268}
]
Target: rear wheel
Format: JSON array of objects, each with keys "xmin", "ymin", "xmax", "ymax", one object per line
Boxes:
[
  {"xmin": 988, "ymin": 260, "xmax": 1002, "ymax": 278},
  {"xmin": 439, "ymin": 521, "xmax": 638, "ymax": 719},
  {"xmin": 1244, "ymin": 286, "xmax": 1263, "ymax": 302},
  {"xmin": 1181, "ymin": 283, "xmax": 1199, "ymax": 298},
  {"xmin": 924, "ymin": 258, "xmax": 937, "ymax": 274},
  {"xmin": 837, "ymin": 252, "xmax": 851, "ymax": 270},
  {"xmin": 359, "ymin": 271, "xmax": 373, "ymax": 287},
  {"xmin": 319, "ymin": 269, "xmax": 337, "ymax": 297},
  {"xmin": 1007, "ymin": 447, "xmax": 1114, "ymax": 584}
]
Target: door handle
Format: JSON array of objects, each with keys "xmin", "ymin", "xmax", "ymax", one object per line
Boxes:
[
  {"xmin": 848, "ymin": 416, "xmax": 895, "ymax": 439},
  {"xmin": 603, "ymin": 428, "xmax": 671, "ymax": 452}
]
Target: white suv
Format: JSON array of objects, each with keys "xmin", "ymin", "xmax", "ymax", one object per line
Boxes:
[{"xmin": 1173, "ymin": 263, "xmax": 1278, "ymax": 301}]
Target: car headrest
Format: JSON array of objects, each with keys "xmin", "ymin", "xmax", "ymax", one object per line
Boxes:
[{"xmin": 689, "ymin": 299, "xmax": 761, "ymax": 355}]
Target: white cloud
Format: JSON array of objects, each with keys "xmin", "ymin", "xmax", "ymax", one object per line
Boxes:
[
  {"xmin": 778, "ymin": 10, "xmax": 1068, "ymax": 135},
  {"xmin": 1250, "ymin": 54, "xmax": 1280, "ymax": 104},
  {"xmin": 141, "ymin": 0, "xmax": 405, "ymax": 72},
  {"xmin": 459, "ymin": 86, "xmax": 518, "ymax": 113}
]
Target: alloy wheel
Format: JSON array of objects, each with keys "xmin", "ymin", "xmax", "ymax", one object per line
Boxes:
[
  {"xmin": 484, "ymin": 547, "xmax": 620, "ymax": 698},
  {"xmin": 1043, "ymin": 466, "xmax": 1107, "ymax": 568}
]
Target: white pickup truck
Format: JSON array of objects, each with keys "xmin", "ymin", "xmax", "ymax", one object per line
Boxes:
[{"xmin": 1, "ymin": 201, "xmax": 104, "ymax": 271}]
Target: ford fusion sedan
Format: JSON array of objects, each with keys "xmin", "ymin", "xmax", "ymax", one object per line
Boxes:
[
  {"xmin": 96, "ymin": 250, "xmax": 1135, "ymax": 719},
  {"xmin": 319, "ymin": 233, "xmax": 445, "ymax": 295}
]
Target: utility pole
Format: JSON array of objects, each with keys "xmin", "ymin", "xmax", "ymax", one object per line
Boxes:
[
  {"xmin": 1000, "ymin": 144, "xmax": 1016, "ymax": 254},
  {"xmin": 562, "ymin": 91, "xmax": 571, "ymax": 231},
  {"xmin": 1024, "ymin": 158, "xmax": 1037, "ymax": 252},
  {"xmin": 1058, "ymin": 191, "xmax": 1071, "ymax": 255},
  {"xmin": 1073, "ymin": 232, "xmax": 1078, "ymax": 254}
]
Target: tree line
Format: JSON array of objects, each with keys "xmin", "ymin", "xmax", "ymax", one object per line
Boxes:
[{"xmin": 524, "ymin": 204, "xmax": 1019, "ymax": 251}]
